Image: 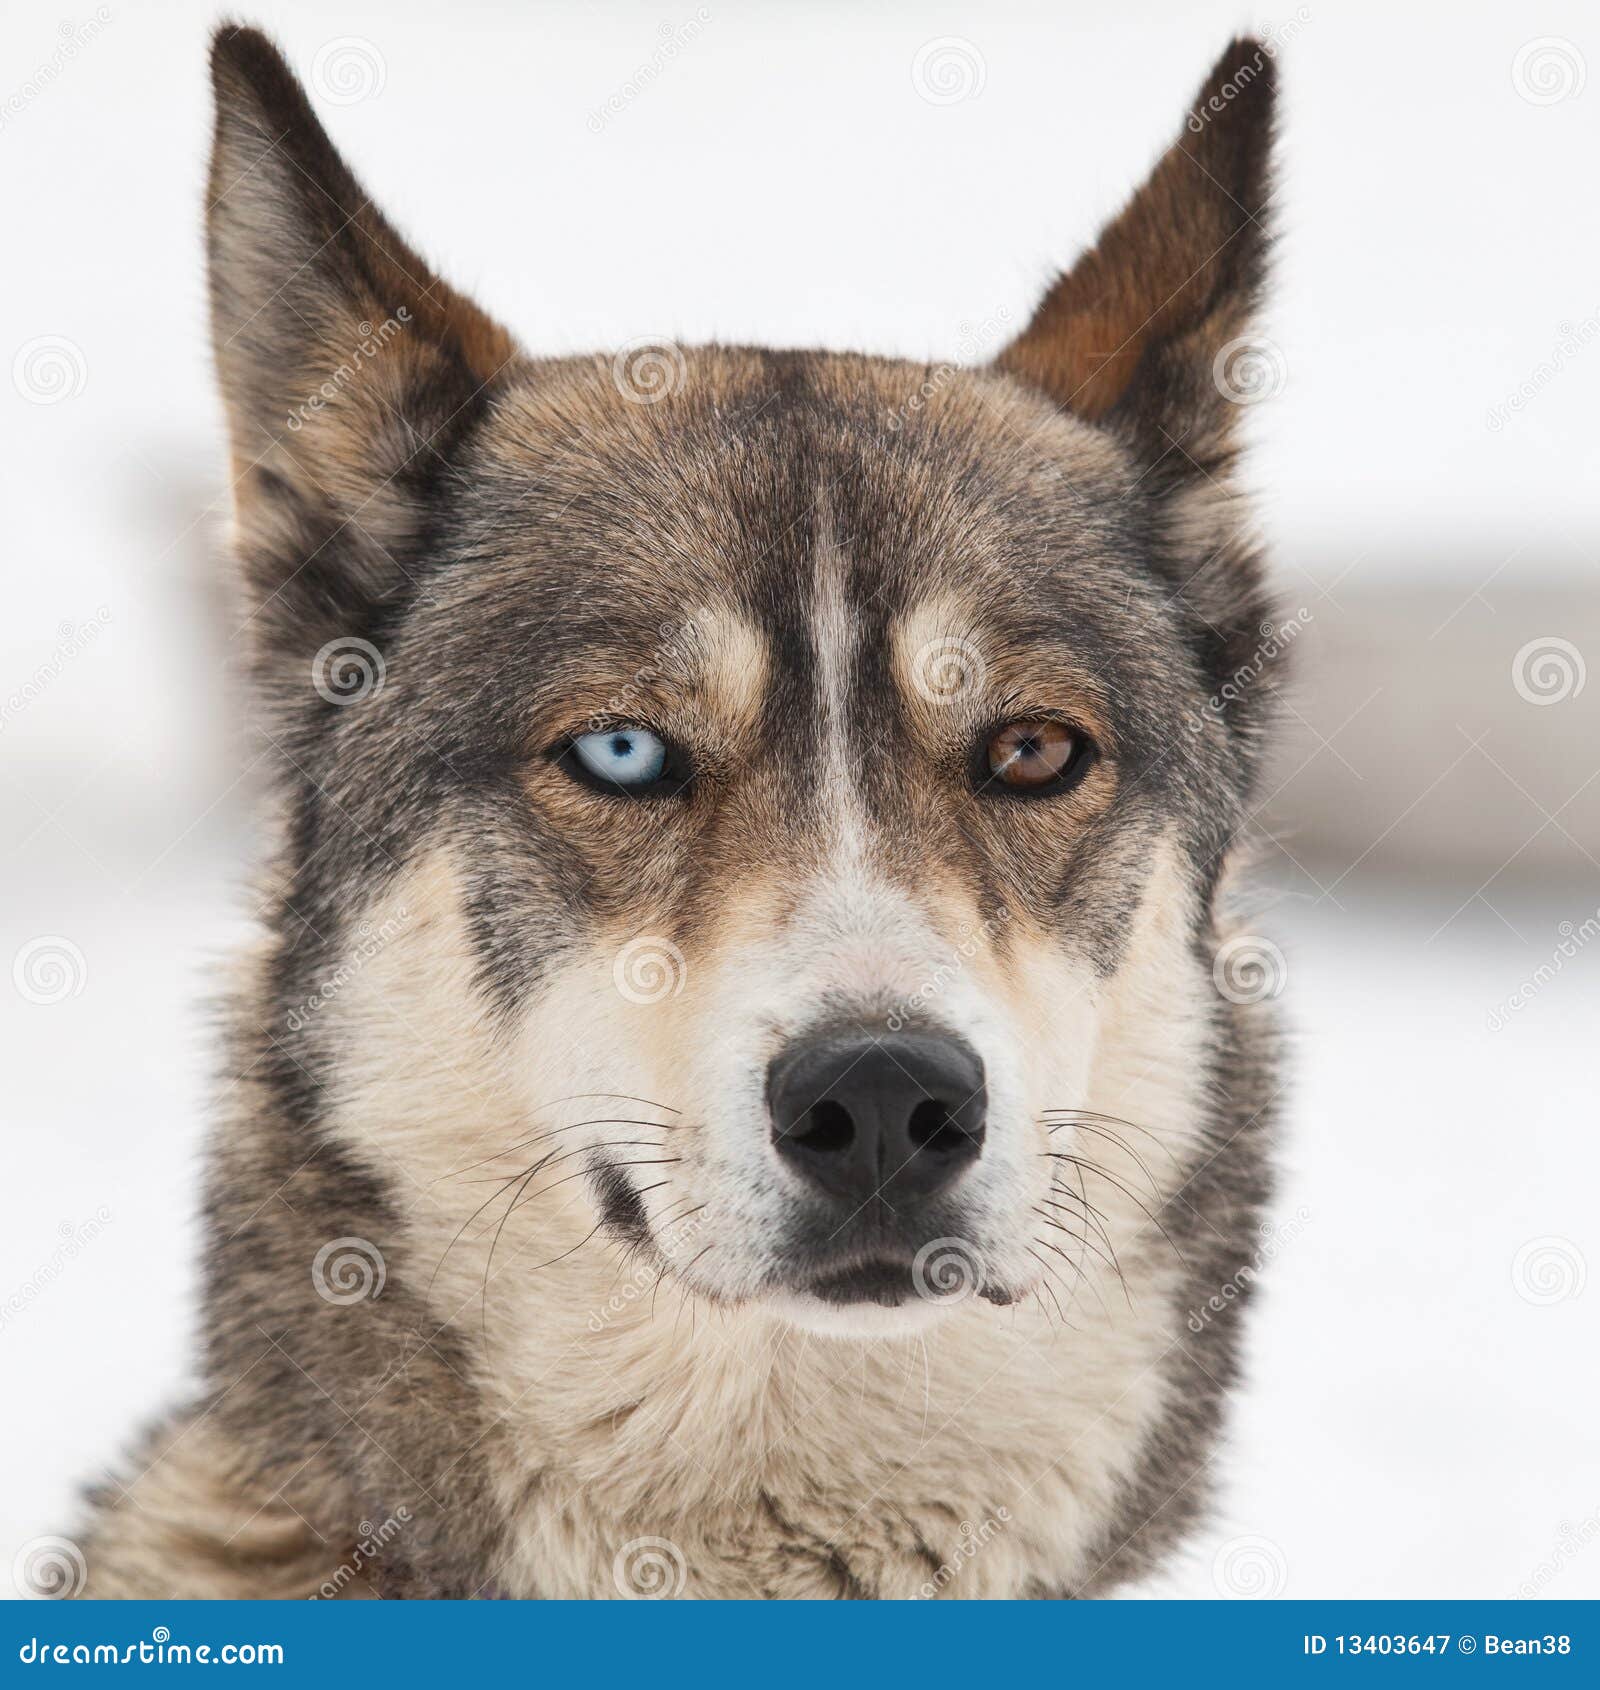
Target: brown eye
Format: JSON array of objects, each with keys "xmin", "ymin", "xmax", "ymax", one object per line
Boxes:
[{"xmin": 983, "ymin": 719, "xmax": 1090, "ymax": 794}]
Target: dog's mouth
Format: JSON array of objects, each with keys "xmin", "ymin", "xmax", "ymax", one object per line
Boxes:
[
  {"xmin": 804, "ymin": 1256, "xmax": 920, "ymax": 1308},
  {"xmin": 788, "ymin": 1246, "xmax": 1022, "ymax": 1313},
  {"xmin": 590, "ymin": 1161, "xmax": 1022, "ymax": 1319},
  {"xmin": 770, "ymin": 1248, "xmax": 1024, "ymax": 1339}
]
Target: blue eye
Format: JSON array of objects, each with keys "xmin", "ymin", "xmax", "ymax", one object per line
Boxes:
[{"xmin": 567, "ymin": 725, "xmax": 671, "ymax": 791}]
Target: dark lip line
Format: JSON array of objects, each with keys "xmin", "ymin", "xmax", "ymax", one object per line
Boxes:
[
  {"xmin": 805, "ymin": 1251, "xmax": 917, "ymax": 1278},
  {"xmin": 788, "ymin": 1254, "xmax": 1020, "ymax": 1310},
  {"xmin": 804, "ymin": 1260, "xmax": 919, "ymax": 1308},
  {"xmin": 590, "ymin": 1181, "xmax": 1026, "ymax": 1313}
]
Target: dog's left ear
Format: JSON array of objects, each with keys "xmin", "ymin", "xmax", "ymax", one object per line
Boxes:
[
  {"xmin": 207, "ymin": 25, "xmax": 519, "ymax": 661},
  {"xmin": 996, "ymin": 38, "xmax": 1275, "ymax": 490}
]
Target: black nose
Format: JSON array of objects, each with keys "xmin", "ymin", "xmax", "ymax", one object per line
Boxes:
[{"xmin": 767, "ymin": 1028, "xmax": 987, "ymax": 1207}]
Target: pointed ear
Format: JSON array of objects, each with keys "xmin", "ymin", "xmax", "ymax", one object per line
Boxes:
[
  {"xmin": 207, "ymin": 26, "xmax": 518, "ymax": 651},
  {"xmin": 995, "ymin": 38, "xmax": 1275, "ymax": 483}
]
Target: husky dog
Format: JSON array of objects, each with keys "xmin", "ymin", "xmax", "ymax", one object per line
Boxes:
[{"xmin": 76, "ymin": 26, "xmax": 1283, "ymax": 1598}]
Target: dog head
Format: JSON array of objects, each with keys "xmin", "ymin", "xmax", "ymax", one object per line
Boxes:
[{"xmin": 210, "ymin": 29, "xmax": 1281, "ymax": 1341}]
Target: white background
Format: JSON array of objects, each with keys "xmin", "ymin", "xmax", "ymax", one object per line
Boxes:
[{"xmin": 2, "ymin": 0, "xmax": 1597, "ymax": 1600}]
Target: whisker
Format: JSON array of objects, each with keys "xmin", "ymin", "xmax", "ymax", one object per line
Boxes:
[
  {"xmin": 1041, "ymin": 1107, "xmax": 1169, "ymax": 1150},
  {"xmin": 455, "ymin": 1135, "xmax": 667, "ymax": 1192},
  {"xmin": 1042, "ymin": 1159, "xmax": 1134, "ymax": 1302},
  {"xmin": 514, "ymin": 1214, "xmax": 611, "ymax": 1277},
  {"xmin": 1064, "ymin": 1156, "xmax": 1134, "ymax": 1305},
  {"xmin": 670, "ymin": 1255, "xmax": 718, "ymax": 1345},
  {"xmin": 434, "ymin": 1128, "xmax": 665, "ymax": 1296},
  {"xmin": 427, "ymin": 1164, "xmax": 541, "ymax": 1298},
  {"xmin": 483, "ymin": 1174, "xmax": 534, "ymax": 1341},
  {"xmin": 1048, "ymin": 1119, "xmax": 1167, "ymax": 1193},
  {"xmin": 648, "ymin": 1259, "xmax": 681, "ymax": 1321},
  {"xmin": 1029, "ymin": 1229, "xmax": 1088, "ymax": 1286},
  {"xmin": 1038, "ymin": 1189, "xmax": 1121, "ymax": 1271},
  {"xmin": 479, "ymin": 1148, "xmax": 687, "ymax": 1336},
  {"xmin": 1035, "ymin": 1222, "xmax": 1126, "ymax": 1318},
  {"xmin": 455, "ymin": 1135, "xmax": 669, "ymax": 1184},
  {"xmin": 437, "ymin": 1117, "xmax": 682, "ymax": 1182},
  {"xmin": 1032, "ymin": 1204, "xmax": 1119, "ymax": 1279},
  {"xmin": 656, "ymin": 1201, "xmax": 707, "ymax": 1246},
  {"xmin": 1024, "ymin": 1247, "xmax": 1076, "ymax": 1331},
  {"xmin": 1042, "ymin": 1152, "xmax": 1188, "ymax": 1266},
  {"xmin": 529, "ymin": 1091, "xmax": 681, "ymax": 1115},
  {"xmin": 675, "ymin": 1241, "xmax": 716, "ymax": 1282},
  {"xmin": 1041, "ymin": 1234, "xmax": 1114, "ymax": 1325},
  {"xmin": 505, "ymin": 1157, "xmax": 683, "ymax": 1221},
  {"xmin": 917, "ymin": 1335, "xmax": 932, "ymax": 1441}
]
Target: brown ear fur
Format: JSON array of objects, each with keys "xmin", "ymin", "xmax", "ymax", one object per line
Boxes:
[
  {"xmin": 995, "ymin": 38, "xmax": 1275, "ymax": 480},
  {"xmin": 207, "ymin": 24, "xmax": 518, "ymax": 632}
]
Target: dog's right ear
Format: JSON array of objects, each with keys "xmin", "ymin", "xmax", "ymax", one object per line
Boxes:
[
  {"xmin": 995, "ymin": 39, "xmax": 1275, "ymax": 487},
  {"xmin": 207, "ymin": 25, "xmax": 517, "ymax": 658}
]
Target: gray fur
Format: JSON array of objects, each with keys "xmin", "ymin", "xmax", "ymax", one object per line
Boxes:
[{"xmin": 71, "ymin": 26, "xmax": 1284, "ymax": 1599}]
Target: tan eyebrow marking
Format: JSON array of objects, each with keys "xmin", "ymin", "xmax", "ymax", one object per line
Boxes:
[
  {"xmin": 681, "ymin": 603, "xmax": 769, "ymax": 730},
  {"xmin": 891, "ymin": 594, "xmax": 992, "ymax": 718}
]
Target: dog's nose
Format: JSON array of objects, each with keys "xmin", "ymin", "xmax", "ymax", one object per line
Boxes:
[{"xmin": 767, "ymin": 1028, "xmax": 987, "ymax": 1207}]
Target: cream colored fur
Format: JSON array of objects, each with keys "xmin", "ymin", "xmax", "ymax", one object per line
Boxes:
[{"xmin": 301, "ymin": 826, "xmax": 1210, "ymax": 1597}]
